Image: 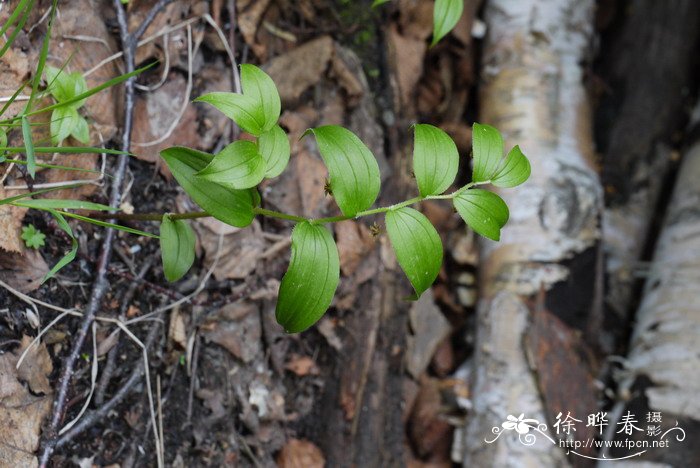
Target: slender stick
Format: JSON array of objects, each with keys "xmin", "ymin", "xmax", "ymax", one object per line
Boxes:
[
  {"xmin": 38, "ymin": 1, "xmax": 172, "ymax": 466},
  {"xmin": 81, "ymin": 181, "xmax": 489, "ymax": 226}
]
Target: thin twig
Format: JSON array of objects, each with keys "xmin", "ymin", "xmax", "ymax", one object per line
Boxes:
[
  {"xmin": 55, "ymin": 321, "xmax": 161, "ymax": 450},
  {"xmin": 133, "ymin": 25, "xmax": 196, "ymax": 147},
  {"xmin": 133, "ymin": 0, "xmax": 174, "ymax": 44},
  {"xmin": 96, "ymin": 258, "xmax": 154, "ymax": 404},
  {"xmin": 38, "ymin": 1, "xmax": 172, "ymax": 466}
]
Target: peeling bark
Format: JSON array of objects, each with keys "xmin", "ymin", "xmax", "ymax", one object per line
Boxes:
[
  {"xmin": 606, "ymin": 141, "xmax": 700, "ymax": 466},
  {"xmin": 462, "ymin": 0, "xmax": 601, "ymax": 466},
  {"xmin": 597, "ymin": 0, "xmax": 700, "ymax": 351}
]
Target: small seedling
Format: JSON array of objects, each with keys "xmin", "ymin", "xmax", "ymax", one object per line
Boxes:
[
  {"xmin": 45, "ymin": 66, "xmax": 90, "ymax": 145},
  {"xmin": 21, "ymin": 224, "xmax": 46, "ymax": 249}
]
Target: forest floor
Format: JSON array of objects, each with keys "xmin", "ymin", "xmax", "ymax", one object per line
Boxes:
[{"xmin": 1, "ymin": 0, "xmax": 697, "ymax": 467}]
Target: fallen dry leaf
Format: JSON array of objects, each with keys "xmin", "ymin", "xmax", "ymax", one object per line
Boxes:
[
  {"xmin": 277, "ymin": 439, "xmax": 325, "ymax": 468},
  {"xmin": 388, "ymin": 23, "xmax": 426, "ymax": 111},
  {"xmin": 193, "ymin": 218, "xmax": 266, "ymax": 281},
  {"xmin": 16, "ymin": 336, "xmax": 53, "ymax": 395},
  {"xmin": 42, "ymin": 153, "xmax": 100, "ymax": 200},
  {"xmin": 168, "ymin": 308, "xmax": 188, "ymax": 350},
  {"xmin": 335, "ymin": 220, "xmax": 375, "ymax": 276},
  {"xmin": 131, "ymin": 73, "xmax": 200, "ymax": 172},
  {"xmin": 128, "ymin": 0, "xmax": 192, "ymax": 67},
  {"xmin": 237, "ymin": 0, "xmax": 272, "ymax": 52},
  {"xmin": 265, "ymin": 36, "xmax": 334, "ymax": 106},
  {"xmin": 201, "ymin": 302, "xmax": 261, "ymax": 363},
  {"xmin": 0, "ymin": 248, "xmax": 49, "ymax": 294},
  {"xmin": 0, "ymin": 338, "xmax": 53, "ymax": 466},
  {"xmin": 408, "ymin": 376, "xmax": 452, "ymax": 459},
  {"xmin": 0, "ymin": 46, "xmax": 30, "ymax": 118},
  {"xmin": 0, "ymin": 187, "xmax": 26, "ymax": 253},
  {"xmin": 284, "ymin": 355, "xmax": 319, "ymax": 377},
  {"xmin": 397, "ymin": 0, "xmax": 435, "ymax": 41},
  {"xmin": 52, "ymin": 0, "xmax": 119, "ymax": 140},
  {"xmin": 405, "ymin": 289, "xmax": 451, "ymax": 379}
]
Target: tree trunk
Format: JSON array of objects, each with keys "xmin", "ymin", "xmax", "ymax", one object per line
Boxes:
[
  {"xmin": 597, "ymin": 0, "xmax": 700, "ymax": 352},
  {"xmin": 462, "ymin": 0, "xmax": 602, "ymax": 465},
  {"xmin": 603, "ymin": 140, "xmax": 700, "ymax": 466}
]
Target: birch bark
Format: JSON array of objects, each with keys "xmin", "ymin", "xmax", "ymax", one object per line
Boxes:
[{"xmin": 462, "ymin": 1, "xmax": 600, "ymax": 466}]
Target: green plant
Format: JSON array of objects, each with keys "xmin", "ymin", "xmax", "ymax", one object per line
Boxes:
[
  {"xmin": 21, "ymin": 224, "xmax": 46, "ymax": 249},
  {"xmin": 0, "ymin": 1, "xmax": 528, "ymax": 334},
  {"xmin": 373, "ymin": 0, "xmax": 464, "ymax": 46},
  {"xmin": 156, "ymin": 65, "xmax": 530, "ymax": 332},
  {"xmin": 44, "ymin": 66, "xmax": 90, "ymax": 145},
  {"xmin": 0, "ymin": 0, "xmax": 154, "ymax": 282}
]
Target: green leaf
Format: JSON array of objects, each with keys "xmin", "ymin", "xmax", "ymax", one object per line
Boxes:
[
  {"xmin": 197, "ymin": 140, "xmax": 266, "ymax": 190},
  {"xmin": 194, "ymin": 65, "xmax": 280, "ymax": 136},
  {"xmin": 0, "ymin": 0, "xmax": 33, "ymax": 59},
  {"xmin": 431, "ymin": 0, "xmax": 463, "ymax": 46},
  {"xmin": 303, "ymin": 125, "xmax": 381, "ymax": 217},
  {"xmin": 0, "ymin": 128, "xmax": 7, "ymax": 148},
  {"xmin": 0, "ymin": 183, "xmax": 87, "ymax": 206},
  {"xmin": 491, "ymin": 145, "xmax": 531, "ymax": 188},
  {"xmin": 471, "ymin": 122, "xmax": 503, "ymax": 183},
  {"xmin": 50, "ymin": 107, "xmax": 79, "ymax": 144},
  {"xmin": 24, "ymin": 0, "xmax": 56, "ymax": 112},
  {"xmin": 45, "ymin": 66, "xmax": 86, "ymax": 105},
  {"xmin": 0, "ymin": 78, "xmax": 31, "ymax": 118},
  {"xmin": 258, "ymin": 124, "xmax": 290, "ymax": 178},
  {"xmin": 5, "ymin": 62, "xmax": 157, "ymax": 124},
  {"xmin": 240, "ymin": 64, "xmax": 281, "ymax": 133},
  {"xmin": 43, "ymin": 209, "xmax": 77, "ymax": 282},
  {"xmin": 160, "ymin": 215, "xmax": 196, "ymax": 282},
  {"xmin": 2, "ymin": 158, "xmax": 104, "ymax": 174},
  {"xmin": 194, "ymin": 92, "xmax": 265, "ymax": 136},
  {"xmin": 385, "ymin": 207, "xmax": 442, "ymax": 299},
  {"xmin": 372, "ymin": 0, "xmax": 391, "ymax": 8},
  {"xmin": 71, "ymin": 116, "xmax": 90, "ymax": 144},
  {"xmin": 0, "ymin": 0, "xmax": 32, "ymax": 40},
  {"xmin": 453, "ymin": 189, "xmax": 509, "ymax": 241},
  {"xmin": 54, "ymin": 211, "xmax": 157, "ymax": 238},
  {"xmin": 21, "ymin": 115, "xmax": 36, "ymax": 178},
  {"xmin": 13, "ymin": 198, "xmax": 113, "ymax": 211},
  {"xmin": 276, "ymin": 222, "xmax": 340, "ymax": 333},
  {"xmin": 160, "ymin": 146, "xmax": 255, "ymax": 228},
  {"xmin": 412, "ymin": 124, "xmax": 459, "ymax": 197},
  {"xmin": 21, "ymin": 224, "xmax": 46, "ymax": 249},
  {"xmin": 0, "ymin": 146, "xmax": 128, "ymax": 155}
]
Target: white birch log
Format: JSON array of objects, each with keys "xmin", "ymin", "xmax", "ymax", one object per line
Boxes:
[
  {"xmin": 601, "ymin": 141, "xmax": 700, "ymax": 466},
  {"xmin": 462, "ymin": 0, "xmax": 600, "ymax": 465}
]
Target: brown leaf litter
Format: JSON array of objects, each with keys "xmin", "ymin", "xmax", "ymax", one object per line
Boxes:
[{"xmin": 0, "ymin": 337, "xmax": 53, "ymax": 467}]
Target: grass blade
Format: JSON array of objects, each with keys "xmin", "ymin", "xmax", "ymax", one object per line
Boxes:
[
  {"xmin": 25, "ymin": 0, "xmax": 57, "ymax": 112},
  {"xmin": 0, "ymin": 0, "xmax": 35, "ymax": 58},
  {"xmin": 55, "ymin": 211, "xmax": 158, "ymax": 238},
  {"xmin": 0, "ymin": 79, "xmax": 31, "ymax": 118},
  {"xmin": 0, "ymin": 146, "xmax": 129, "ymax": 155},
  {"xmin": 29, "ymin": 63, "xmax": 156, "ymax": 119},
  {"xmin": 42, "ymin": 209, "xmax": 78, "ymax": 282},
  {"xmin": 2, "ymin": 158, "xmax": 107, "ymax": 176},
  {"xmin": 12, "ymin": 199, "xmax": 114, "ymax": 212},
  {"xmin": 0, "ymin": 0, "xmax": 32, "ymax": 38},
  {"xmin": 21, "ymin": 116, "xmax": 36, "ymax": 177},
  {"xmin": 0, "ymin": 183, "xmax": 86, "ymax": 206}
]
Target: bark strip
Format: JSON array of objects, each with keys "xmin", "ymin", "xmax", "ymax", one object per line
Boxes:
[{"xmin": 463, "ymin": 0, "xmax": 601, "ymax": 465}]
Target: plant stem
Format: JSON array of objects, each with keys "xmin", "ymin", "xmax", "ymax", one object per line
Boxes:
[
  {"xmin": 253, "ymin": 207, "xmax": 307, "ymax": 223},
  {"xmin": 88, "ymin": 211, "xmax": 211, "ymax": 221},
  {"xmin": 83, "ymin": 182, "xmax": 491, "ymax": 226}
]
